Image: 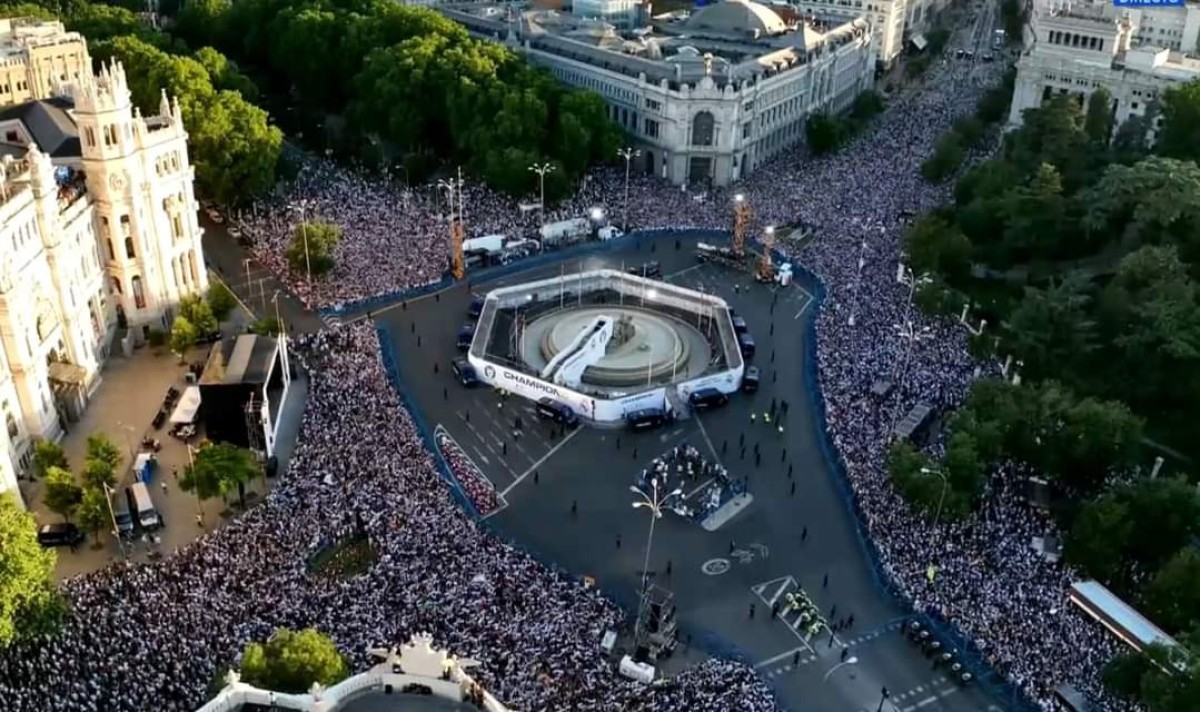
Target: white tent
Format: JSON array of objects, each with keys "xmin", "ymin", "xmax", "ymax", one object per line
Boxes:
[{"xmin": 169, "ymin": 386, "xmax": 202, "ymax": 424}]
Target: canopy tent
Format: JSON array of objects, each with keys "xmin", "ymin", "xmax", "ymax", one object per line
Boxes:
[
  {"xmin": 170, "ymin": 385, "xmax": 202, "ymax": 424},
  {"xmin": 910, "ymin": 34, "xmax": 928, "ymax": 51}
]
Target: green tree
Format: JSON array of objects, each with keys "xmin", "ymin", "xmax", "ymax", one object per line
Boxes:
[
  {"xmin": 170, "ymin": 316, "xmax": 198, "ymax": 358},
  {"xmin": 91, "ymin": 36, "xmax": 281, "ymax": 205},
  {"xmin": 180, "ymin": 442, "xmax": 260, "ymax": 509},
  {"xmin": 1104, "ymin": 640, "xmax": 1200, "ymax": 712},
  {"xmin": 920, "ymin": 132, "xmax": 965, "ymax": 183},
  {"xmin": 1143, "ymin": 547, "xmax": 1200, "ymax": 635},
  {"xmin": 42, "ymin": 466, "xmax": 82, "ymax": 523},
  {"xmin": 32, "ymin": 440, "xmax": 68, "ymax": 479},
  {"xmin": 1084, "ymin": 87, "xmax": 1115, "ymax": 146},
  {"xmin": 249, "ymin": 317, "xmax": 282, "ymax": 336},
  {"xmin": 82, "ymin": 457, "xmax": 116, "ymax": 491},
  {"xmin": 179, "ymin": 294, "xmax": 219, "ymax": 335},
  {"xmin": 805, "ymin": 113, "xmax": 842, "ymax": 155},
  {"xmin": 999, "ymin": 162, "xmax": 1069, "ymax": 261},
  {"xmin": 1065, "ymin": 493, "xmax": 1134, "ymax": 583},
  {"xmin": 850, "ymin": 90, "xmax": 884, "ymax": 121},
  {"xmin": 76, "ymin": 487, "xmax": 113, "ymax": 544},
  {"xmin": 0, "ymin": 492, "xmax": 60, "ymax": 646},
  {"xmin": 952, "ymin": 115, "xmax": 985, "ymax": 149},
  {"xmin": 286, "ymin": 221, "xmax": 340, "ymax": 277},
  {"xmin": 1002, "ymin": 274, "xmax": 1098, "ymax": 382},
  {"xmin": 192, "ymin": 46, "xmax": 258, "ymax": 102},
  {"xmin": 240, "ymin": 628, "xmax": 349, "ymax": 693},
  {"xmin": 1008, "ymin": 96, "xmax": 1091, "ymax": 191},
  {"xmin": 1157, "ymin": 79, "xmax": 1200, "ymax": 165},
  {"xmin": 206, "ymin": 281, "xmax": 238, "ymax": 321},
  {"xmin": 86, "ymin": 434, "xmax": 122, "ymax": 472},
  {"xmin": 906, "ymin": 214, "xmax": 973, "ymax": 283}
]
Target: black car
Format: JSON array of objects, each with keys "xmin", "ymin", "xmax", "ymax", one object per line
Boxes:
[
  {"xmin": 625, "ymin": 407, "xmax": 672, "ymax": 431},
  {"xmin": 468, "ymin": 295, "xmax": 485, "ymax": 318},
  {"xmin": 738, "ymin": 332, "xmax": 756, "ymax": 359},
  {"xmin": 689, "ymin": 387, "xmax": 729, "ymax": 412},
  {"xmin": 451, "ymin": 358, "xmax": 479, "ymax": 387},
  {"xmin": 536, "ymin": 398, "xmax": 579, "ymax": 426},
  {"xmin": 627, "ymin": 261, "xmax": 662, "ymax": 279},
  {"xmin": 114, "ymin": 509, "xmax": 135, "ymax": 539},
  {"xmin": 730, "ymin": 314, "xmax": 748, "ymax": 334},
  {"xmin": 37, "ymin": 522, "xmax": 84, "ymax": 548},
  {"xmin": 742, "ymin": 366, "xmax": 760, "ymax": 393},
  {"xmin": 456, "ymin": 323, "xmax": 475, "ymax": 351}
]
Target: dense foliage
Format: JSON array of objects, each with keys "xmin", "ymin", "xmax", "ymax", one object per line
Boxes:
[
  {"xmin": 239, "ymin": 628, "xmax": 349, "ymax": 693},
  {"xmin": 902, "ymin": 80, "xmax": 1200, "ymax": 711},
  {"xmin": 173, "ymin": 0, "xmax": 623, "ymax": 199},
  {"xmin": 0, "ymin": 493, "xmax": 61, "ymax": 646}
]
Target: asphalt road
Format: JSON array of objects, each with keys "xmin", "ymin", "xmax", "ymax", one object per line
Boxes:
[{"xmin": 380, "ymin": 234, "xmax": 1001, "ymax": 712}]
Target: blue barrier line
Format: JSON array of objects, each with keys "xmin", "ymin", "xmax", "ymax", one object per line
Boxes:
[{"xmin": 364, "ymin": 229, "xmax": 1035, "ymax": 712}]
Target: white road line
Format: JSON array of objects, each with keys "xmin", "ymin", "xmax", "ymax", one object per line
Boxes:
[
  {"xmin": 664, "ymin": 264, "xmax": 704, "ymax": 282},
  {"xmin": 694, "ymin": 413, "xmax": 720, "ymax": 461},
  {"xmin": 499, "ymin": 426, "xmax": 583, "ymax": 496},
  {"xmin": 766, "ymin": 577, "xmax": 791, "ymax": 606},
  {"xmin": 899, "ymin": 686, "xmax": 960, "ymax": 712},
  {"xmin": 753, "ymin": 646, "xmax": 809, "ymax": 669}
]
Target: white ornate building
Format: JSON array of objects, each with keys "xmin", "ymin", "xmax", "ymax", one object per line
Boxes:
[
  {"xmin": 0, "ymin": 27, "xmax": 206, "ymax": 503},
  {"xmin": 782, "ymin": 0, "xmax": 908, "ymax": 67},
  {"xmin": 447, "ymin": 0, "xmax": 875, "ymax": 187},
  {"xmin": 1009, "ymin": 0, "xmax": 1200, "ymax": 130},
  {"xmin": 0, "ymin": 17, "xmax": 90, "ymax": 107}
]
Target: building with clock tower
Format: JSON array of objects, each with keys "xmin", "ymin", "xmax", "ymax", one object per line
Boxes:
[{"xmin": 0, "ymin": 16, "xmax": 208, "ymax": 504}]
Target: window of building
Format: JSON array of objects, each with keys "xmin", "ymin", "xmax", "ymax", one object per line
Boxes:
[
  {"xmin": 743, "ymin": 122, "xmax": 752, "ymax": 139},
  {"xmin": 111, "ymin": 276, "xmax": 122, "ymax": 295},
  {"xmin": 645, "ymin": 98, "xmax": 661, "ymax": 111},
  {"xmin": 645, "ymin": 118, "xmax": 660, "ymax": 138},
  {"xmin": 692, "ymin": 111, "xmax": 715, "ymax": 147},
  {"xmin": 124, "ymin": 236, "xmax": 135, "ymax": 259},
  {"xmin": 172, "ymin": 214, "xmax": 183, "ymax": 240},
  {"xmin": 104, "ymin": 238, "xmax": 114, "ymax": 261},
  {"xmin": 131, "ymin": 275, "xmax": 145, "ymax": 309},
  {"xmin": 4, "ymin": 406, "xmax": 17, "ymax": 439},
  {"xmin": 119, "ymin": 215, "xmax": 131, "ymax": 234}
]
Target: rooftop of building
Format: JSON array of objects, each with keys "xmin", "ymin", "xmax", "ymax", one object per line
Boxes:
[
  {"xmin": 0, "ymin": 17, "xmax": 83, "ymax": 57},
  {"xmin": 200, "ymin": 335, "xmax": 280, "ymax": 386},
  {"xmin": 0, "ymin": 96, "xmax": 79, "ymax": 158},
  {"xmin": 444, "ymin": 0, "xmax": 869, "ymax": 87}
]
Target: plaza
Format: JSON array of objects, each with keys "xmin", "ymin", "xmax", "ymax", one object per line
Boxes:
[{"xmin": 381, "ymin": 233, "xmax": 1001, "ymax": 712}]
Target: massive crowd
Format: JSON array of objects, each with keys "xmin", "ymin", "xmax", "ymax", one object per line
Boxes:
[{"xmin": 0, "ymin": 8, "xmax": 1131, "ymax": 712}]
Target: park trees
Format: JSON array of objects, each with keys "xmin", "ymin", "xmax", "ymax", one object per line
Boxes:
[
  {"xmin": 1157, "ymin": 79, "xmax": 1200, "ymax": 165},
  {"xmin": 239, "ymin": 628, "xmax": 349, "ymax": 693},
  {"xmin": 32, "ymin": 440, "xmax": 68, "ymax": 479},
  {"xmin": 206, "ymin": 281, "xmax": 238, "ymax": 321},
  {"xmin": 180, "ymin": 442, "xmax": 260, "ymax": 509},
  {"xmin": 169, "ymin": 316, "xmax": 199, "ymax": 357},
  {"xmin": 0, "ymin": 493, "xmax": 61, "ymax": 646}
]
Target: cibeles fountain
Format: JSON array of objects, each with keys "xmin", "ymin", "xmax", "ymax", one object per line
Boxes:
[{"xmin": 468, "ymin": 269, "xmax": 744, "ymax": 424}]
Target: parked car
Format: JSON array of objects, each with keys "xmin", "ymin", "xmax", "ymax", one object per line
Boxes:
[{"xmin": 37, "ymin": 522, "xmax": 84, "ymax": 548}]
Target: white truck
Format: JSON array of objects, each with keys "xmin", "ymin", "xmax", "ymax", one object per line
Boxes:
[
  {"xmin": 462, "ymin": 234, "xmax": 506, "ymax": 255},
  {"xmin": 598, "ymin": 226, "xmax": 624, "ymax": 241},
  {"xmin": 539, "ymin": 218, "xmax": 592, "ymax": 245}
]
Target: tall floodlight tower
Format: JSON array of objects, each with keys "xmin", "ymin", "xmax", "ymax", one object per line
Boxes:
[
  {"xmin": 756, "ymin": 226, "xmax": 776, "ymax": 282},
  {"xmin": 440, "ymin": 171, "xmax": 466, "ymax": 280},
  {"xmin": 732, "ymin": 193, "xmax": 750, "ymax": 258}
]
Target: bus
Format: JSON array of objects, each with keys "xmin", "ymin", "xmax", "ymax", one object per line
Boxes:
[{"xmin": 992, "ymin": 29, "xmax": 1006, "ymax": 50}]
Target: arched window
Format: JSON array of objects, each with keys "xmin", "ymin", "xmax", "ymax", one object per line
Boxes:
[
  {"xmin": 111, "ymin": 277, "xmax": 122, "ymax": 295},
  {"xmin": 131, "ymin": 275, "xmax": 145, "ymax": 309},
  {"xmin": 105, "ymin": 238, "xmax": 114, "ymax": 261},
  {"xmin": 692, "ymin": 112, "xmax": 715, "ymax": 147},
  {"xmin": 4, "ymin": 410, "xmax": 16, "ymax": 439},
  {"xmin": 124, "ymin": 236, "xmax": 135, "ymax": 259}
]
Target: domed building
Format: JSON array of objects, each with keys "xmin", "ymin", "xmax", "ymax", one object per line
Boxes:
[{"xmin": 446, "ymin": 0, "xmax": 875, "ymax": 187}]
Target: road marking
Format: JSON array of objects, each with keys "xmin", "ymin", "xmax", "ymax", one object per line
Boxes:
[
  {"xmin": 765, "ymin": 577, "xmax": 791, "ymax": 606},
  {"xmin": 899, "ymin": 687, "xmax": 960, "ymax": 712},
  {"xmin": 694, "ymin": 414, "xmax": 720, "ymax": 461},
  {"xmin": 499, "ymin": 425, "xmax": 583, "ymax": 496},
  {"xmin": 701, "ymin": 558, "xmax": 730, "ymax": 575},
  {"xmin": 754, "ymin": 646, "xmax": 810, "ymax": 669},
  {"xmin": 664, "ymin": 264, "xmax": 704, "ymax": 282},
  {"xmin": 792, "ymin": 288, "xmax": 814, "ymax": 320}
]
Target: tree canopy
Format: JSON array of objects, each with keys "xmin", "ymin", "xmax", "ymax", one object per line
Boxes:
[
  {"xmin": 180, "ymin": 442, "xmax": 260, "ymax": 509},
  {"xmin": 0, "ymin": 493, "xmax": 61, "ymax": 646},
  {"xmin": 239, "ymin": 628, "xmax": 349, "ymax": 693}
]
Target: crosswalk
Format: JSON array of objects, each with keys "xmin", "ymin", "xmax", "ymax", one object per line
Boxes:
[
  {"xmin": 319, "ymin": 313, "xmax": 344, "ymax": 329},
  {"xmin": 750, "ymin": 575, "xmax": 837, "ymax": 647}
]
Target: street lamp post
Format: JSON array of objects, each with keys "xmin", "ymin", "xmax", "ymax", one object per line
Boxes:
[
  {"xmin": 920, "ymin": 466, "xmax": 951, "ymax": 534},
  {"xmin": 287, "ymin": 202, "xmax": 312, "ymax": 287},
  {"xmin": 897, "ymin": 265, "xmax": 932, "ymax": 318},
  {"xmin": 617, "ymin": 147, "xmax": 640, "ymax": 232},
  {"xmin": 820, "ymin": 656, "xmax": 859, "ymax": 682},
  {"xmin": 877, "ymin": 687, "xmax": 890, "ymax": 712},
  {"xmin": 529, "ymin": 163, "xmax": 555, "ymax": 222},
  {"xmin": 630, "ymin": 479, "xmax": 683, "ymax": 645},
  {"xmin": 101, "ymin": 482, "xmax": 126, "ymax": 558},
  {"xmin": 187, "ymin": 443, "xmax": 204, "ymax": 527},
  {"xmin": 890, "ymin": 320, "xmax": 933, "ymax": 435}
]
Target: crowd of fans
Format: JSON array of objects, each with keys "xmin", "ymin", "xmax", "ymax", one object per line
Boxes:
[
  {"xmin": 230, "ymin": 19, "xmax": 1125, "ymax": 711},
  {"xmin": 0, "ymin": 8, "xmax": 1130, "ymax": 712},
  {"xmin": 0, "ymin": 327, "xmax": 779, "ymax": 711},
  {"xmin": 436, "ymin": 428, "xmax": 501, "ymax": 516}
]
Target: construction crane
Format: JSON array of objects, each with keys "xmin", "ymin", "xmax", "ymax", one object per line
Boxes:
[
  {"xmin": 731, "ymin": 193, "xmax": 750, "ymax": 258},
  {"xmin": 756, "ymin": 225, "xmax": 777, "ymax": 283},
  {"xmin": 440, "ymin": 169, "xmax": 466, "ymax": 281}
]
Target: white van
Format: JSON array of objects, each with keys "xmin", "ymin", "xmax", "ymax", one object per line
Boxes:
[{"xmin": 129, "ymin": 482, "xmax": 162, "ymax": 531}]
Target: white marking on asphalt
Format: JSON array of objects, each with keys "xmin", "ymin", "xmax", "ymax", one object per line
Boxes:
[
  {"xmin": 694, "ymin": 414, "xmax": 720, "ymax": 461},
  {"xmin": 753, "ymin": 646, "xmax": 810, "ymax": 669},
  {"xmin": 500, "ymin": 426, "xmax": 582, "ymax": 496},
  {"xmin": 766, "ymin": 577, "xmax": 791, "ymax": 606}
]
